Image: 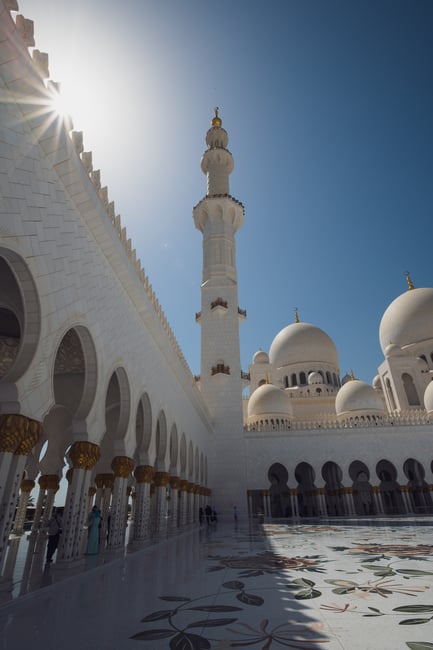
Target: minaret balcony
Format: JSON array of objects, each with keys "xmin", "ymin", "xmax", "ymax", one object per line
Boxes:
[
  {"xmin": 241, "ymin": 370, "xmax": 250, "ymax": 388},
  {"xmin": 210, "ymin": 298, "xmax": 228, "ymax": 318},
  {"xmin": 238, "ymin": 307, "xmax": 247, "ymax": 322},
  {"xmin": 195, "ymin": 311, "xmax": 201, "ymax": 323},
  {"xmin": 211, "ymin": 364, "xmax": 230, "ymax": 376}
]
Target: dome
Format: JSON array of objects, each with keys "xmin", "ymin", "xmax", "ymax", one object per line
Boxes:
[
  {"xmin": 379, "ymin": 287, "xmax": 433, "ymax": 354},
  {"xmin": 384, "ymin": 343, "xmax": 402, "ymax": 358},
  {"xmin": 335, "ymin": 379, "xmax": 385, "ymax": 419},
  {"xmin": 424, "ymin": 381, "xmax": 433, "ymax": 414},
  {"xmin": 252, "ymin": 349, "xmax": 269, "ymax": 365},
  {"xmin": 247, "ymin": 383, "xmax": 292, "ymax": 419},
  {"xmin": 269, "ymin": 322, "xmax": 338, "ymax": 369},
  {"xmin": 308, "ymin": 372, "xmax": 323, "ymax": 385}
]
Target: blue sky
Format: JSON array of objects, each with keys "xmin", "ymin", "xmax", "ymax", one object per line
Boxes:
[{"xmin": 18, "ymin": 0, "xmax": 433, "ymax": 384}]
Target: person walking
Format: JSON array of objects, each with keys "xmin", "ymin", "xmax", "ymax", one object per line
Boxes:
[{"xmin": 86, "ymin": 505, "xmax": 101, "ymax": 555}]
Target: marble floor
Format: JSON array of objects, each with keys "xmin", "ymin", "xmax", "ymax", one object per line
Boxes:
[{"xmin": 1, "ymin": 517, "xmax": 433, "ymax": 649}]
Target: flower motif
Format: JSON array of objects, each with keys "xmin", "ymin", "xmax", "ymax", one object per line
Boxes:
[
  {"xmin": 349, "ymin": 544, "xmax": 433, "ymax": 558},
  {"xmin": 210, "ymin": 552, "xmax": 320, "ymax": 572},
  {"xmin": 225, "ymin": 618, "xmax": 329, "ymax": 648},
  {"xmin": 320, "ymin": 603, "xmax": 357, "ymax": 613}
]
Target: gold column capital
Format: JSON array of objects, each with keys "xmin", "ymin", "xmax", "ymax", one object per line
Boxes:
[
  {"xmin": 38, "ymin": 474, "xmax": 60, "ymax": 491},
  {"xmin": 180, "ymin": 479, "xmax": 189, "ymax": 492},
  {"xmin": 111, "ymin": 456, "xmax": 134, "ymax": 478},
  {"xmin": 154, "ymin": 471, "xmax": 170, "ymax": 487},
  {"xmin": 0, "ymin": 415, "xmax": 42, "ymax": 455},
  {"xmin": 69, "ymin": 441, "xmax": 100, "ymax": 470},
  {"xmin": 20, "ymin": 479, "xmax": 35, "ymax": 493},
  {"xmin": 95, "ymin": 473, "xmax": 115, "ymax": 489},
  {"xmin": 134, "ymin": 465, "xmax": 154, "ymax": 483},
  {"xmin": 88, "ymin": 486, "xmax": 96, "ymax": 497},
  {"xmin": 169, "ymin": 476, "xmax": 180, "ymax": 489}
]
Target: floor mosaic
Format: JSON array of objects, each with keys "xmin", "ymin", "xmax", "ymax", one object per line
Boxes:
[{"xmin": 1, "ymin": 517, "xmax": 433, "ymax": 649}]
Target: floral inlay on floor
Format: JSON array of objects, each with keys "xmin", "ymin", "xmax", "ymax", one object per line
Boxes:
[{"xmin": 130, "ymin": 518, "xmax": 433, "ymax": 649}]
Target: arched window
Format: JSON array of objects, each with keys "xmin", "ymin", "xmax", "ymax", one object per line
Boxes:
[
  {"xmin": 386, "ymin": 378, "xmax": 397, "ymax": 411},
  {"xmin": 402, "ymin": 373, "xmax": 420, "ymax": 406},
  {"xmin": 284, "ymin": 376, "xmax": 289, "ymax": 388},
  {"xmin": 300, "ymin": 371, "xmax": 306, "ymax": 385},
  {"xmin": 290, "ymin": 373, "xmax": 297, "ymax": 387},
  {"xmin": 326, "ymin": 371, "xmax": 331, "ymax": 384},
  {"xmin": 333, "ymin": 373, "xmax": 338, "ymax": 387}
]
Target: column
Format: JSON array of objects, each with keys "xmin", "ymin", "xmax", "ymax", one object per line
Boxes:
[
  {"xmin": 262, "ymin": 490, "xmax": 271, "ymax": 517},
  {"xmin": 179, "ymin": 480, "xmax": 189, "ymax": 528},
  {"xmin": 12, "ymin": 479, "xmax": 35, "ymax": 535},
  {"xmin": 187, "ymin": 483, "xmax": 195, "ymax": 525},
  {"xmin": 289, "ymin": 489, "xmax": 298, "ymax": 518},
  {"xmin": 153, "ymin": 472, "xmax": 170, "ymax": 536},
  {"xmin": 169, "ymin": 476, "xmax": 180, "ymax": 533},
  {"xmin": 132, "ymin": 465, "xmax": 154, "ymax": 543},
  {"xmin": 345, "ymin": 487, "xmax": 356, "ymax": 515},
  {"xmin": 57, "ymin": 441, "xmax": 100, "ymax": 562},
  {"xmin": 372, "ymin": 486, "xmax": 383, "ymax": 514},
  {"xmin": 95, "ymin": 473, "xmax": 114, "ymax": 546},
  {"xmin": 399, "ymin": 486, "xmax": 412, "ymax": 514},
  {"xmin": 107, "ymin": 456, "xmax": 134, "ymax": 549},
  {"xmin": 0, "ymin": 416, "xmax": 42, "ymax": 570}
]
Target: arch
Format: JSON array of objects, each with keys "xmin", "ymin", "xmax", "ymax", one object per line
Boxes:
[
  {"xmin": 403, "ymin": 458, "xmax": 433, "ymax": 513},
  {"xmin": 0, "ymin": 248, "xmax": 41, "ymax": 383},
  {"xmin": 104, "ymin": 367, "xmax": 131, "ymax": 440},
  {"xmin": 349, "ymin": 460, "xmax": 373, "ymax": 515},
  {"xmin": 200, "ymin": 452, "xmax": 204, "ymax": 485},
  {"xmin": 402, "ymin": 373, "xmax": 420, "ymax": 406},
  {"xmin": 322, "ymin": 461, "xmax": 344, "ymax": 516},
  {"xmin": 299, "ymin": 372, "xmax": 306, "ymax": 386},
  {"xmin": 194, "ymin": 447, "xmax": 199, "ymax": 482},
  {"xmin": 267, "ymin": 463, "xmax": 290, "ymax": 518},
  {"xmin": 290, "ymin": 373, "xmax": 297, "ymax": 387},
  {"xmin": 179, "ymin": 433, "xmax": 187, "ymax": 477},
  {"xmin": 295, "ymin": 462, "xmax": 317, "ymax": 517},
  {"xmin": 169, "ymin": 424, "xmax": 179, "ymax": 472},
  {"xmin": 155, "ymin": 410, "xmax": 168, "ymax": 470},
  {"xmin": 376, "ymin": 459, "xmax": 403, "ymax": 514},
  {"xmin": 187, "ymin": 440, "xmax": 194, "ymax": 480},
  {"xmin": 385, "ymin": 378, "xmax": 397, "ymax": 411}
]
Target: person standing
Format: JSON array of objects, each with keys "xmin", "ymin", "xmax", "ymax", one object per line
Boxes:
[
  {"xmin": 86, "ymin": 505, "xmax": 101, "ymax": 555},
  {"xmin": 46, "ymin": 508, "xmax": 62, "ymax": 563}
]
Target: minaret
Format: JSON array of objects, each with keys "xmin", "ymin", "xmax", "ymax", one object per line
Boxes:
[{"xmin": 193, "ymin": 109, "xmax": 247, "ymax": 513}]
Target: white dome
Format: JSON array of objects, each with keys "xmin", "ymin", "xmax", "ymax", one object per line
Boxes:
[
  {"xmin": 424, "ymin": 381, "xmax": 433, "ymax": 414},
  {"xmin": 269, "ymin": 322, "xmax": 338, "ymax": 369},
  {"xmin": 384, "ymin": 343, "xmax": 402, "ymax": 358},
  {"xmin": 252, "ymin": 349, "xmax": 269, "ymax": 364},
  {"xmin": 308, "ymin": 371, "xmax": 323, "ymax": 385},
  {"xmin": 336, "ymin": 379, "xmax": 385, "ymax": 419},
  {"xmin": 247, "ymin": 383, "xmax": 292, "ymax": 419},
  {"xmin": 380, "ymin": 287, "xmax": 433, "ymax": 354}
]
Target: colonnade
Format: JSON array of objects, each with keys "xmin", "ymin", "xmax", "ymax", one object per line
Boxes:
[
  {"xmin": 247, "ymin": 483, "xmax": 433, "ymax": 519},
  {"xmin": 0, "ymin": 419, "xmax": 211, "ymax": 581}
]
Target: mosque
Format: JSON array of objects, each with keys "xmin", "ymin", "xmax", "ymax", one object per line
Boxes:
[{"xmin": 1, "ymin": 0, "xmax": 433, "ymax": 580}]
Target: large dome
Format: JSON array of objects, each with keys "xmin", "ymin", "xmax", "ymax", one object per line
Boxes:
[
  {"xmin": 247, "ymin": 383, "xmax": 292, "ymax": 419},
  {"xmin": 379, "ymin": 287, "xmax": 433, "ymax": 354},
  {"xmin": 269, "ymin": 322, "xmax": 338, "ymax": 368},
  {"xmin": 335, "ymin": 379, "xmax": 385, "ymax": 419}
]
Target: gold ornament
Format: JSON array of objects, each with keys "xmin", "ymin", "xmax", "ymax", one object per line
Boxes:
[
  {"xmin": 69, "ymin": 441, "xmax": 100, "ymax": 470},
  {"xmin": 134, "ymin": 465, "xmax": 154, "ymax": 483},
  {"xmin": 111, "ymin": 456, "xmax": 134, "ymax": 478}
]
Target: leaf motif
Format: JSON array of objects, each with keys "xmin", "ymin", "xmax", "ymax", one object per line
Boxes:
[
  {"xmin": 159, "ymin": 596, "xmax": 191, "ymax": 602},
  {"xmin": 169, "ymin": 632, "xmax": 211, "ymax": 649},
  {"xmin": 130, "ymin": 628, "xmax": 174, "ymax": 640},
  {"xmin": 188, "ymin": 605, "xmax": 242, "ymax": 612},
  {"xmin": 399, "ymin": 618, "xmax": 431, "ymax": 625},
  {"xmin": 187, "ymin": 617, "xmax": 238, "ymax": 628},
  {"xmin": 236, "ymin": 591, "xmax": 264, "ymax": 606},
  {"xmin": 398, "ymin": 570, "xmax": 433, "ymax": 576},
  {"xmin": 291, "ymin": 578, "xmax": 316, "ymax": 588},
  {"xmin": 140, "ymin": 609, "xmax": 173, "ymax": 622},
  {"xmin": 222, "ymin": 580, "xmax": 245, "ymax": 590},
  {"xmin": 394, "ymin": 606, "xmax": 433, "ymax": 613},
  {"xmin": 406, "ymin": 643, "xmax": 433, "ymax": 649},
  {"xmin": 295, "ymin": 588, "xmax": 322, "ymax": 600}
]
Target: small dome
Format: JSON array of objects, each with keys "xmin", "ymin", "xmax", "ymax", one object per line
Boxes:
[
  {"xmin": 336, "ymin": 379, "xmax": 385, "ymax": 420},
  {"xmin": 341, "ymin": 373, "xmax": 352, "ymax": 386},
  {"xmin": 424, "ymin": 381, "xmax": 433, "ymax": 414},
  {"xmin": 373, "ymin": 375, "xmax": 382, "ymax": 390},
  {"xmin": 269, "ymin": 322, "xmax": 338, "ymax": 369},
  {"xmin": 308, "ymin": 372, "xmax": 323, "ymax": 385},
  {"xmin": 380, "ymin": 287, "xmax": 433, "ymax": 353},
  {"xmin": 384, "ymin": 343, "xmax": 402, "ymax": 358},
  {"xmin": 247, "ymin": 383, "xmax": 292, "ymax": 419},
  {"xmin": 252, "ymin": 349, "xmax": 269, "ymax": 365}
]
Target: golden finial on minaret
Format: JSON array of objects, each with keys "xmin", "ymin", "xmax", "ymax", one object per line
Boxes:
[
  {"xmin": 294, "ymin": 307, "xmax": 300, "ymax": 323},
  {"xmin": 350, "ymin": 369, "xmax": 356, "ymax": 380},
  {"xmin": 211, "ymin": 106, "xmax": 222, "ymax": 127},
  {"xmin": 265, "ymin": 373, "xmax": 270, "ymax": 384},
  {"xmin": 405, "ymin": 271, "xmax": 415, "ymax": 290}
]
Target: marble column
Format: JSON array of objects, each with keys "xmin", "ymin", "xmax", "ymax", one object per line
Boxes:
[
  {"xmin": 12, "ymin": 479, "xmax": 35, "ymax": 535},
  {"xmin": 262, "ymin": 490, "xmax": 271, "ymax": 518},
  {"xmin": 107, "ymin": 456, "xmax": 134, "ymax": 549},
  {"xmin": 169, "ymin": 476, "xmax": 180, "ymax": 533},
  {"xmin": 0, "ymin": 415, "xmax": 42, "ymax": 570},
  {"xmin": 57, "ymin": 441, "xmax": 100, "ymax": 562},
  {"xmin": 187, "ymin": 483, "xmax": 195, "ymax": 525},
  {"xmin": 153, "ymin": 472, "xmax": 170, "ymax": 536},
  {"xmin": 372, "ymin": 486, "xmax": 383, "ymax": 514},
  {"xmin": 95, "ymin": 473, "xmax": 114, "ymax": 546},
  {"xmin": 179, "ymin": 480, "xmax": 189, "ymax": 528},
  {"xmin": 132, "ymin": 465, "xmax": 154, "ymax": 543}
]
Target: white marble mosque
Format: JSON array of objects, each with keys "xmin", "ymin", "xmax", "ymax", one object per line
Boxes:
[{"xmin": 2, "ymin": 3, "xmax": 433, "ymax": 634}]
